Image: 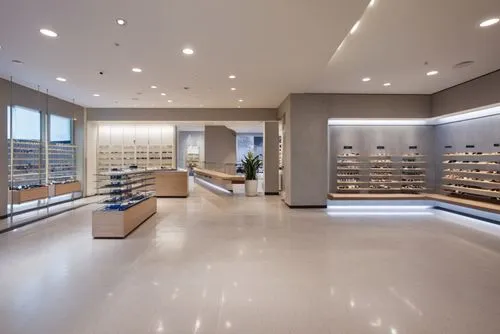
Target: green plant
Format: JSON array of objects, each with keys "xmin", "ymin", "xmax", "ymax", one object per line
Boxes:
[{"xmin": 241, "ymin": 151, "xmax": 262, "ymax": 180}]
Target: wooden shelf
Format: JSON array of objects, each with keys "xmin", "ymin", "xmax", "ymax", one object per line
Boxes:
[
  {"xmin": 54, "ymin": 181, "xmax": 81, "ymax": 196},
  {"xmin": 10, "ymin": 186, "xmax": 49, "ymax": 204},
  {"xmin": 442, "ymin": 185, "xmax": 500, "ymax": 198}
]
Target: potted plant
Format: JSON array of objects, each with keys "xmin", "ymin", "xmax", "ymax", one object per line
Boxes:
[{"xmin": 241, "ymin": 151, "xmax": 262, "ymax": 197}]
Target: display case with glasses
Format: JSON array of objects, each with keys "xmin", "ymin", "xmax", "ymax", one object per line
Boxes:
[
  {"xmin": 8, "ymin": 139, "xmax": 49, "ymax": 204},
  {"xmin": 92, "ymin": 169, "xmax": 157, "ymax": 238},
  {"xmin": 48, "ymin": 143, "xmax": 81, "ymax": 195},
  {"xmin": 441, "ymin": 145, "xmax": 500, "ymax": 202}
]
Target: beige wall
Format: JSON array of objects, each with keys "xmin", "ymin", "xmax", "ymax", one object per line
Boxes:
[
  {"xmin": 0, "ymin": 78, "xmax": 85, "ymax": 217},
  {"xmin": 87, "ymin": 108, "xmax": 278, "ymax": 122},
  {"xmin": 204, "ymin": 126, "xmax": 236, "ymax": 172},
  {"xmin": 432, "ymin": 70, "xmax": 500, "ymax": 116}
]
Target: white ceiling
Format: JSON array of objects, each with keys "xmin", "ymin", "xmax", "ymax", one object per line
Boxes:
[
  {"xmin": 0, "ymin": 0, "xmax": 368, "ymax": 108},
  {"xmin": 309, "ymin": 0, "xmax": 500, "ymax": 94}
]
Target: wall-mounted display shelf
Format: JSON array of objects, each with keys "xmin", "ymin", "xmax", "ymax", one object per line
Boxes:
[
  {"xmin": 335, "ymin": 149, "xmax": 427, "ymax": 194},
  {"xmin": 8, "ymin": 139, "xmax": 45, "ymax": 188},
  {"xmin": 92, "ymin": 170, "xmax": 157, "ymax": 238},
  {"xmin": 48, "ymin": 143, "xmax": 77, "ymax": 184},
  {"xmin": 97, "ymin": 144, "xmax": 176, "ymax": 172},
  {"xmin": 442, "ymin": 149, "xmax": 500, "ymax": 202}
]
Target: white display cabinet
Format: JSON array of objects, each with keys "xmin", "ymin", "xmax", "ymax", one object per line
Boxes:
[{"xmin": 95, "ymin": 124, "xmax": 177, "ymax": 172}]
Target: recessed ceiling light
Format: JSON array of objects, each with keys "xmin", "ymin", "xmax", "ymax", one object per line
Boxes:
[
  {"xmin": 12, "ymin": 59, "xmax": 24, "ymax": 64},
  {"xmin": 132, "ymin": 67, "xmax": 142, "ymax": 73},
  {"xmin": 350, "ymin": 21, "xmax": 360, "ymax": 34},
  {"xmin": 362, "ymin": 77, "xmax": 371, "ymax": 82},
  {"xmin": 426, "ymin": 70, "xmax": 439, "ymax": 76},
  {"xmin": 116, "ymin": 18, "xmax": 127, "ymax": 26},
  {"xmin": 56, "ymin": 77, "xmax": 67, "ymax": 82},
  {"xmin": 383, "ymin": 82, "xmax": 391, "ymax": 87},
  {"xmin": 368, "ymin": 0, "xmax": 376, "ymax": 7},
  {"xmin": 40, "ymin": 28, "xmax": 58, "ymax": 38},
  {"xmin": 238, "ymin": 99, "xmax": 244, "ymax": 102},
  {"xmin": 93, "ymin": 93, "xmax": 100, "ymax": 97},
  {"xmin": 150, "ymin": 85, "xmax": 157, "ymax": 89},
  {"xmin": 182, "ymin": 48, "xmax": 194, "ymax": 55},
  {"xmin": 231, "ymin": 87, "xmax": 236, "ymax": 91},
  {"xmin": 229, "ymin": 75, "xmax": 236, "ymax": 79},
  {"xmin": 161, "ymin": 93, "xmax": 166, "ymax": 96},
  {"xmin": 479, "ymin": 17, "xmax": 499, "ymax": 27},
  {"xmin": 167, "ymin": 100, "xmax": 173, "ymax": 103}
]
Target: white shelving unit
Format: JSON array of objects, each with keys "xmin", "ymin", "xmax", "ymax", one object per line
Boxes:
[{"xmin": 96, "ymin": 124, "xmax": 176, "ymax": 172}]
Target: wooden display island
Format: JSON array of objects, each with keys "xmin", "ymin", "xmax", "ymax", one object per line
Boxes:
[
  {"xmin": 92, "ymin": 197, "xmax": 157, "ymax": 238},
  {"xmin": 155, "ymin": 170, "xmax": 189, "ymax": 197},
  {"xmin": 193, "ymin": 167, "xmax": 245, "ymax": 192}
]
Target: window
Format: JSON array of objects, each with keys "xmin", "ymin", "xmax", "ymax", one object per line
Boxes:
[
  {"xmin": 7, "ymin": 106, "xmax": 41, "ymax": 140},
  {"xmin": 50, "ymin": 114, "xmax": 72, "ymax": 143}
]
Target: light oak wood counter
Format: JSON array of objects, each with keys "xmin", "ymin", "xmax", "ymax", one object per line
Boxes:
[{"xmin": 155, "ymin": 170, "xmax": 189, "ymax": 197}]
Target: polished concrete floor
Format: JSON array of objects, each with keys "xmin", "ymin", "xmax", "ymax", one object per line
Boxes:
[{"xmin": 1, "ymin": 184, "xmax": 500, "ymax": 334}]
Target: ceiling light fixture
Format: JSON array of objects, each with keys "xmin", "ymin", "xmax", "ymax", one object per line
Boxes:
[
  {"xmin": 150, "ymin": 85, "xmax": 157, "ymax": 89},
  {"xmin": 231, "ymin": 87, "xmax": 236, "ymax": 91},
  {"xmin": 40, "ymin": 28, "xmax": 58, "ymax": 38},
  {"xmin": 167, "ymin": 100, "xmax": 173, "ymax": 103},
  {"xmin": 132, "ymin": 67, "xmax": 142, "ymax": 73},
  {"xmin": 182, "ymin": 48, "xmax": 194, "ymax": 55},
  {"xmin": 350, "ymin": 21, "xmax": 360, "ymax": 34},
  {"xmin": 479, "ymin": 17, "xmax": 500, "ymax": 27},
  {"xmin": 161, "ymin": 93, "xmax": 166, "ymax": 96},
  {"xmin": 12, "ymin": 59, "xmax": 24, "ymax": 64},
  {"xmin": 426, "ymin": 70, "xmax": 439, "ymax": 76},
  {"xmin": 368, "ymin": 0, "xmax": 376, "ymax": 7},
  {"xmin": 56, "ymin": 77, "xmax": 67, "ymax": 82},
  {"xmin": 383, "ymin": 82, "xmax": 391, "ymax": 87},
  {"xmin": 362, "ymin": 77, "xmax": 371, "ymax": 82},
  {"xmin": 238, "ymin": 99, "xmax": 244, "ymax": 102},
  {"xmin": 93, "ymin": 93, "xmax": 100, "ymax": 97},
  {"xmin": 229, "ymin": 75, "xmax": 236, "ymax": 79},
  {"xmin": 116, "ymin": 18, "xmax": 127, "ymax": 26}
]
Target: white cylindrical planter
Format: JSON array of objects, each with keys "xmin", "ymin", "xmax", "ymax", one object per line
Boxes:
[{"xmin": 245, "ymin": 180, "xmax": 258, "ymax": 197}]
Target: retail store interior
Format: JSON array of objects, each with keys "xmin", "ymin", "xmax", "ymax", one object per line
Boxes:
[{"xmin": 1, "ymin": 0, "xmax": 500, "ymax": 333}]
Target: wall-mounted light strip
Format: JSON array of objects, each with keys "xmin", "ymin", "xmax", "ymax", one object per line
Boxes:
[
  {"xmin": 431, "ymin": 104, "xmax": 500, "ymax": 124},
  {"xmin": 328, "ymin": 103, "xmax": 500, "ymax": 126},
  {"xmin": 328, "ymin": 119, "xmax": 427, "ymax": 126}
]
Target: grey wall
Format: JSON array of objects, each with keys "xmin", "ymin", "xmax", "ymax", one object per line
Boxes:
[
  {"xmin": 319, "ymin": 94, "xmax": 431, "ymax": 118},
  {"xmin": 281, "ymin": 93, "xmax": 431, "ymax": 207},
  {"xmin": 264, "ymin": 121, "xmax": 280, "ymax": 194},
  {"xmin": 178, "ymin": 131, "xmax": 205, "ymax": 169},
  {"xmin": 287, "ymin": 94, "xmax": 329, "ymax": 206},
  {"xmin": 328, "ymin": 125, "xmax": 436, "ymax": 192},
  {"xmin": 204, "ymin": 126, "xmax": 236, "ymax": 172},
  {"xmin": 0, "ymin": 78, "xmax": 85, "ymax": 217},
  {"xmin": 87, "ymin": 108, "xmax": 278, "ymax": 122},
  {"xmin": 432, "ymin": 70, "xmax": 500, "ymax": 117}
]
